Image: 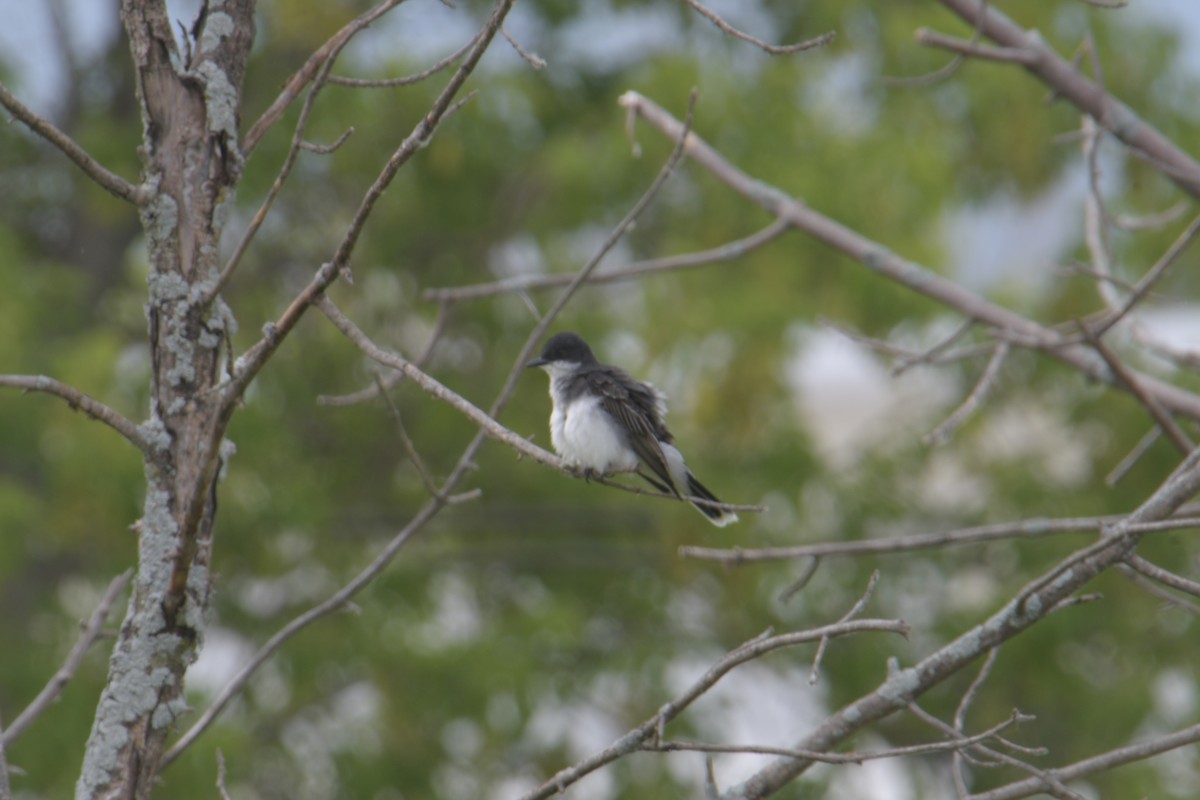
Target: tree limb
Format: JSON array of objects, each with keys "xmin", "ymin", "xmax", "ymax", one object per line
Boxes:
[
  {"xmin": 0, "ymin": 375, "xmax": 151, "ymax": 453},
  {"xmin": 3, "ymin": 571, "xmax": 132, "ymax": 745},
  {"xmin": 618, "ymin": 90, "xmax": 1200, "ymax": 422},
  {"xmin": 0, "ymin": 80, "xmax": 145, "ymax": 204},
  {"xmin": 935, "ymin": 0, "xmax": 1200, "ymax": 199}
]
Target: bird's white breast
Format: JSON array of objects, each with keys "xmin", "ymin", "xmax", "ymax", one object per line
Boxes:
[{"xmin": 548, "ymin": 384, "xmax": 639, "ymax": 475}]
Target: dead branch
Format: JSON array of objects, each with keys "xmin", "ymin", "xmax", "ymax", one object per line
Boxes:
[
  {"xmin": 679, "ymin": 0, "xmax": 834, "ymax": 55},
  {"xmin": 0, "ymin": 375, "xmax": 152, "ymax": 453},
  {"xmin": 0, "ymin": 81, "xmax": 145, "ymax": 204},
  {"xmin": 618, "ymin": 90, "xmax": 1200, "ymax": 423},
  {"xmin": 935, "ymin": 0, "xmax": 1200, "ymax": 198},
  {"xmin": 3, "ymin": 571, "xmax": 131, "ymax": 745},
  {"xmin": 924, "ymin": 341, "xmax": 1009, "ymax": 446},
  {"xmin": 967, "ymin": 722, "xmax": 1200, "ymax": 800},
  {"xmin": 242, "ymin": 0, "xmax": 405, "ymax": 154},
  {"xmin": 225, "ymin": 0, "xmax": 516, "ymax": 408},
  {"xmin": 521, "ymin": 618, "xmax": 909, "ymax": 800},
  {"xmin": 423, "ymin": 219, "xmax": 790, "ymax": 302}
]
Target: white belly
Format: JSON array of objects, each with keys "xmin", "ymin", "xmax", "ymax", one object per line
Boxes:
[{"xmin": 550, "ymin": 395, "xmax": 639, "ymax": 474}]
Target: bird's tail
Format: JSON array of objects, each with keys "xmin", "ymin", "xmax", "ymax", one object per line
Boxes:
[{"xmin": 685, "ymin": 472, "xmax": 739, "ymax": 528}]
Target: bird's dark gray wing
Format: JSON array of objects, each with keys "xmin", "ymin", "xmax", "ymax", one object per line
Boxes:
[{"xmin": 586, "ymin": 367, "xmax": 679, "ymax": 495}]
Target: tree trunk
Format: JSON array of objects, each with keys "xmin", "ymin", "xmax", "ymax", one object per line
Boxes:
[{"xmin": 76, "ymin": 2, "xmax": 255, "ymax": 797}]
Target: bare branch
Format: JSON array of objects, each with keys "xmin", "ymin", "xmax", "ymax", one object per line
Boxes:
[
  {"xmin": 299, "ymin": 127, "xmax": 354, "ymax": 154},
  {"xmin": 4, "ymin": 571, "xmax": 131, "ymax": 745},
  {"xmin": 914, "ymin": 27, "xmax": 1038, "ymax": 65},
  {"xmin": 719, "ymin": 449, "xmax": 1200, "ymax": 798},
  {"xmin": 1117, "ymin": 565, "xmax": 1200, "ymax": 617},
  {"xmin": 810, "ymin": 570, "xmax": 879, "ymax": 684},
  {"xmin": 215, "ymin": 750, "xmax": 232, "ymax": 800},
  {"xmin": 318, "ymin": 301, "xmax": 452, "ymax": 407},
  {"xmin": 329, "ymin": 32, "xmax": 483, "ymax": 88},
  {"xmin": 373, "ymin": 375, "xmax": 442, "ymax": 498},
  {"xmin": 242, "ymin": 0, "xmax": 406, "ymax": 154},
  {"xmin": 0, "ymin": 713, "xmax": 10, "ymax": 800},
  {"xmin": 679, "ymin": 0, "xmax": 834, "ymax": 55},
  {"xmin": 1106, "ymin": 426, "xmax": 1161, "ymax": 486},
  {"xmin": 208, "ymin": 25, "xmax": 353, "ymax": 303},
  {"xmin": 501, "ymin": 26, "xmax": 546, "ymax": 69},
  {"xmin": 225, "ymin": 0, "xmax": 517, "ymax": 408},
  {"xmin": 681, "ymin": 514, "xmax": 1121, "ymax": 564},
  {"xmin": 954, "ymin": 648, "xmax": 1001, "ymax": 795},
  {"xmin": 1091, "ymin": 212, "xmax": 1200, "ymax": 337},
  {"xmin": 521, "ymin": 618, "xmax": 909, "ymax": 800},
  {"xmin": 316, "ymin": 297, "xmax": 762, "ymax": 516},
  {"xmin": 649, "ymin": 709, "xmax": 1028, "ymax": 765},
  {"xmin": 1076, "ymin": 322, "xmax": 1194, "ymax": 454},
  {"xmin": 968, "ymin": 722, "xmax": 1200, "ymax": 800},
  {"xmin": 1123, "ymin": 554, "xmax": 1200, "ymax": 599},
  {"xmin": 777, "ymin": 557, "xmax": 820, "ymax": 603},
  {"xmin": 909, "ymin": 702, "xmax": 1078, "ymax": 800},
  {"xmin": 936, "ymin": 0, "xmax": 1200, "ymax": 199},
  {"xmin": 617, "ymin": 90, "xmax": 1200, "ymax": 423},
  {"xmin": 164, "ymin": 489, "xmax": 457, "ymax": 765},
  {"xmin": 0, "ymin": 375, "xmax": 151, "ymax": 453},
  {"xmin": 423, "ymin": 219, "xmax": 790, "ymax": 303},
  {"xmin": 924, "ymin": 341, "xmax": 1009, "ymax": 446},
  {"xmin": 0, "ymin": 80, "xmax": 145, "ymax": 204}
]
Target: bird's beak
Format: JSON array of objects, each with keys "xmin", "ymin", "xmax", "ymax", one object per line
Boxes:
[{"xmin": 526, "ymin": 356, "xmax": 548, "ymax": 369}]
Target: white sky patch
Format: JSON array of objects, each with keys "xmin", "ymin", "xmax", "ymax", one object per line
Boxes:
[
  {"xmin": 187, "ymin": 625, "xmax": 256, "ymax": 696},
  {"xmin": 941, "ymin": 163, "xmax": 1087, "ymax": 296},
  {"xmin": 662, "ymin": 656, "xmax": 829, "ymax": 790},
  {"xmin": 783, "ymin": 325, "xmax": 958, "ymax": 470}
]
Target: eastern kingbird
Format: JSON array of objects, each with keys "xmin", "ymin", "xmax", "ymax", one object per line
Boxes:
[{"xmin": 527, "ymin": 332, "xmax": 738, "ymax": 527}]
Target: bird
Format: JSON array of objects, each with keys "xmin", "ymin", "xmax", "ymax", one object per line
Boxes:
[{"xmin": 526, "ymin": 331, "xmax": 738, "ymax": 527}]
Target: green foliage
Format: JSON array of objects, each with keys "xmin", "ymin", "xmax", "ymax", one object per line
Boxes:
[{"xmin": 1, "ymin": 2, "xmax": 1198, "ymax": 798}]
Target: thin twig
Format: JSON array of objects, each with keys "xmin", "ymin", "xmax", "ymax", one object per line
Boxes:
[
  {"xmin": 0, "ymin": 375, "xmax": 151, "ymax": 453},
  {"xmin": 316, "ymin": 297, "xmax": 762, "ymax": 516},
  {"xmin": 924, "ymin": 341, "xmax": 1009, "ymax": 446},
  {"xmin": 649, "ymin": 710, "xmax": 1026, "ymax": 766},
  {"xmin": 953, "ymin": 648, "xmax": 1001, "ymax": 796},
  {"xmin": 1076, "ymin": 322, "xmax": 1194, "ymax": 454},
  {"xmin": 519, "ymin": 618, "xmax": 908, "ymax": 800},
  {"xmin": 216, "ymin": 750, "xmax": 233, "ymax": 800},
  {"xmin": 501, "ymin": 25, "xmax": 545, "ymax": 69},
  {"xmin": 1106, "ymin": 427, "xmax": 1162, "ymax": 486},
  {"xmin": 909, "ymin": 702, "xmax": 1077, "ymax": 799},
  {"xmin": 680, "ymin": 514, "xmax": 1124, "ymax": 564},
  {"xmin": 893, "ymin": 318, "xmax": 977, "ymax": 375},
  {"xmin": 318, "ymin": 300, "xmax": 452, "ymax": 406},
  {"xmin": 679, "ymin": 0, "xmax": 834, "ymax": 55},
  {"xmin": 1090, "ymin": 212, "xmax": 1200, "ymax": 338},
  {"xmin": 330, "ymin": 32, "xmax": 483, "ymax": 88},
  {"xmin": 810, "ymin": 570, "xmax": 879, "ymax": 684},
  {"xmin": 914, "ymin": 27, "xmax": 1037, "ymax": 65},
  {"xmin": 373, "ymin": 375, "xmax": 442, "ymax": 498},
  {"xmin": 777, "ymin": 557, "xmax": 820, "ymax": 603},
  {"xmin": 4, "ymin": 571, "xmax": 132, "ymax": 745},
  {"xmin": 967, "ymin": 722, "xmax": 1200, "ymax": 800},
  {"xmin": 423, "ymin": 219, "xmax": 790, "ymax": 302},
  {"xmin": 617, "ymin": 90, "xmax": 1200, "ymax": 423},
  {"xmin": 299, "ymin": 127, "xmax": 354, "ymax": 154},
  {"xmin": 1117, "ymin": 566, "xmax": 1200, "ymax": 617},
  {"xmin": 208, "ymin": 24, "xmax": 354, "ymax": 303},
  {"xmin": 0, "ymin": 81, "xmax": 145, "ymax": 204},
  {"xmin": 1123, "ymin": 554, "xmax": 1200, "ymax": 599},
  {"xmin": 0, "ymin": 713, "xmax": 10, "ymax": 800},
  {"xmin": 223, "ymin": 0, "xmax": 516, "ymax": 410},
  {"xmin": 242, "ymin": 0, "xmax": 406, "ymax": 153},
  {"xmin": 885, "ymin": 2, "xmax": 991, "ymax": 88},
  {"xmin": 935, "ymin": 0, "xmax": 1200, "ymax": 199}
]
